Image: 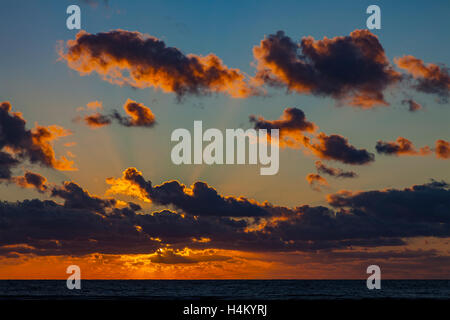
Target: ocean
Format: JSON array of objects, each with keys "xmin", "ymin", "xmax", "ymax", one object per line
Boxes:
[{"xmin": 0, "ymin": 280, "xmax": 449, "ymax": 300}]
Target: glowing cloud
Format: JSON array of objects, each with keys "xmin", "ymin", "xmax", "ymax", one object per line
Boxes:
[{"xmin": 59, "ymin": 30, "xmax": 257, "ymax": 98}]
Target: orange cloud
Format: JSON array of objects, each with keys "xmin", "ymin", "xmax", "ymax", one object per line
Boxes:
[
  {"xmin": 376, "ymin": 137, "xmax": 449, "ymax": 159},
  {"xmin": 303, "ymin": 133, "xmax": 375, "ymax": 165},
  {"xmin": 253, "ymin": 30, "xmax": 400, "ymax": 108},
  {"xmin": 59, "ymin": 30, "xmax": 257, "ymax": 98},
  {"xmin": 0, "ymin": 101, "xmax": 76, "ymax": 172},
  {"xmin": 83, "ymin": 99, "xmax": 156, "ymax": 128},
  {"xmin": 306, "ymin": 173, "xmax": 328, "ymax": 191},
  {"xmin": 250, "ymin": 107, "xmax": 316, "ymax": 148},
  {"xmin": 436, "ymin": 139, "xmax": 450, "ymax": 159},
  {"xmin": 395, "ymin": 55, "xmax": 450, "ymax": 101},
  {"xmin": 376, "ymin": 137, "xmax": 432, "ymax": 156},
  {"xmin": 86, "ymin": 100, "xmax": 103, "ymax": 110},
  {"xmin": 12, "ymin": 171, "xmax": 48, "ymax": 192},
  {"xmin": 106, "ymin": 168, "xmax": 151, "ymax": 203},
  {"xmin": 84, "ymin": 113, "xmax": 111, "ymax": 128}
]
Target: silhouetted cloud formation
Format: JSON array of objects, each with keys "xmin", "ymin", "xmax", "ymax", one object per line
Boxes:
[
  {"xmin": 250, "ymin": 107, "xmax": 316, "ymax": 147},
  {"xmin": 60, "ymin": 30, "xmax": 256, "ymax": 98},
  {"xmin": 304, "ymin": 133, "xmax": 375, "ymax": 165},
  {"xmin": 106, "ymin": 167, "xmax": 273, "ymax": 217},
  {"xmin": 51, "ymin": 181, "xmax": 116, "ymax": 213},
  {"xmin": 327, "ymin": 180, "xmax": 450, "ymax": 226},
  {"xmin": 84, "ymin": 113, "xmax": 112, "ymax": 127},
  {"xmin": 376, "ymin": 137, "xmax": 431, "ymax": 156},
  {"xmin": 250, "ymin": 107, "xmax": 374, "ymax": 164},
  {"xmin": 111, "ymin": 99, "xmax": 156, "ymax": 127},
  {"xmin": 315, "ymin": 161, "xmax": 357, "ymax": 178},
  {"xmin": 395, "ymin": 55, "xmax": 450, "ymax": 102},
  {"xmin": 1, "ymin": 176, "xmax": 449, "ymax": 256},
  {"xmin": 84, "ymin": 99, "xmax": 156, "ymax": 128},
  {"xmin": 0, "ymin": 151, "xmax": 19, "ymax": 179},
  {"xmin": 376, "ymin": 137, "xmax": 449, "ymax": 159},
  {"xmin": 12, "ymin": 171, "xmax": 48, "ymax": 192},
  {"xmin": 0, "ymin": 101, "xmax": 75, "ymax": 178},
  {"xmin": 253, "ymin": 30, "xmax": 401, "ymax": 107}
]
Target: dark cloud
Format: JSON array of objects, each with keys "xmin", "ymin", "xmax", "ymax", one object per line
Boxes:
[
  {"xmin": 249, "ymin": 108, "xmax": 374, "ymax": 165},
  {"xmin": 149, "ymin": 249, "xmax": 230, "ymax": 264},
  {"xmin": 376, "ymin": 137, "xmax": 449, "ymax": 159},
  {"xmin": 376, "ymin": 137, "xmax": 431, "ymax": 156},
  {"xmin": 304, "ymin": 133, "xmax": 375, "ymax": 165},
  {"xmin": 12, "ymin": 171, "xmax": 48, "ymax": 192},
  {"xmin": 0, "ymin": 199, "xmax": 160, "ymax": 256},
  {"xmin": 0, "ymin": 151, "xmax": 19, "ymax": 179},
  {"xmin": 111, "ymin": 99, "xmax": 156, "ymax": 127},
  {"xmin": 327, "ymin": 180, "xmax": 450, "ymax": 226},
  {"xmin": 84, "ymin": 99, "xmax": 156, "ymax": 128},
  {"xmin": 436, "ymin": 139, "xmax": 450, "ymax": 159},
  {"xmin": 1, "ymin": 179, "xmax": 450, "ymax": 256},
  {"xmin": 315, "ymin": 161, "xmax": 357, "ymax": 178},
  {"xmin": 0, "ymin": 101, "xmax": 75, "ymax": 172},
  {"xmin": 250, "ymin": 107, "xmax": 316, "ymax": 147},
  {"xmin": 401, "ymin": 99, "xmax": 422, "ymax": 112},
  {"xmin": 395, "ymin": 55, "xmax": 450, "ymax": 102},
  {"xmin": 84, "ymin": 113, "xmax": 112, "ymax": 128},
  {"xmin": 60, "ymin": 30, "xmax": 256, "ymax": 98},
  {"xmin": 107, "ymin": 167, "xmax": 273, "ymax": 217},
  {"xmin": 51, "ymin": 181, "xmax": 116, "ymax": 213},
  {"xmin": 250, "ymin": 107, "xmax": 316, "ymax": 132},
  {"xmin": 253, "ymin": 30, "xmax": 401, "ymax": 107}
]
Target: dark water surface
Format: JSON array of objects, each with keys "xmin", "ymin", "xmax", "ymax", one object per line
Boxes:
[{"xmin": 0, "ymin": 280, "xmax": 449, "ymax": 300}]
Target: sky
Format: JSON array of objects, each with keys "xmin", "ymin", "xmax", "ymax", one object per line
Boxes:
[{"xmin": 0, "ymin": 0, "xmax": 449, "ymax": 279}]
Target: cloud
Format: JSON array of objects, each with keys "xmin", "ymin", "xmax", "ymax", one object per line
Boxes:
[
  {"xmin": 376, "ymin": 137, "xmax": 449, "ymax": 159},
  {"xmin": 436, "ymin": 139, "xmax": 450, "ymax": 159},
  {"xmin": 304, "ymin": 133, "xmax": 375, "ymax": 165},
  {"xmin": 149, "ymin": 248, "xmax": 230, "ymax": 264},
  {"xmin": 51, "ymin": 181, "xmax": 117, "ymax": 213},
  {"xmin": 305, "ymin": 173, "xmax": 328, "ymax": 191},
  {"xmin": 249, "ymin": 107, "xmax": 316, "ymax": 147},
  {"xmin": 1, "ymin": 178, "xmax": 450, "ymax": 256},
  {"xmin": 111, "ymin": 99, "xmax": 156, "ymax": 127},
  {"xmin": 106, "ymin": 167, "xmax": 273, "ymax": 217},
  {"xmin": 0, "ymin": 151, "xmax": 19, "ymax": 179},
  {"xmin": 84, "ymin": 113, "xmax": 112, "ymax": 127},
  {"xmin": 327, "ymin": 180, "xmax": 450, "ymax": 225},
  {"xmin": 401, "ymin": 99, "xmax": 422, "ymax": 112},
  {"xmin": 376, "ymin": 137, "xmax": 431, "ymax": 156},
  {"xmin": 86, "ymin": 100, "xmax": 103, "ymax": 110},
  {"xmin": 0, "ymin": 101, "xmax": 76, "ymax": 174},
  {"xmin": 250, "ymin": 108, "xmax": 374, "ymax": 165},
  {"xmin": 315, "ymin": 161, "xmax": 357, "ymax": 178},
  {"xmin": 259, "ymin": 179, "xmax": 450, "ymax": 250},
  {"xmin": 12, "ymin": 171, "xmax": 48, "ymax": 192},
  {"xmin": 253, "ymin": 30, "xmax": 401, "ymax": 107},
  {"xmin": 0, "ymin": 199, "xmax": 161, "ymax": 256},
  {"xmin": 59, "ymin": 30, "xmax": 257, "ymax": 98},
  {"xmin": 395, "ymin": 55, "xmax": 450, "ymax": 102},
  {"xmin": 84, "ymin": 99, "xmax": 156, "ymax": 128}
]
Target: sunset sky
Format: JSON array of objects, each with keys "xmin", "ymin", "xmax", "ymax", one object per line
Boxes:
[{"xmin": 0, "ymin": 0, "xmax": 449, "ymax": 279}]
